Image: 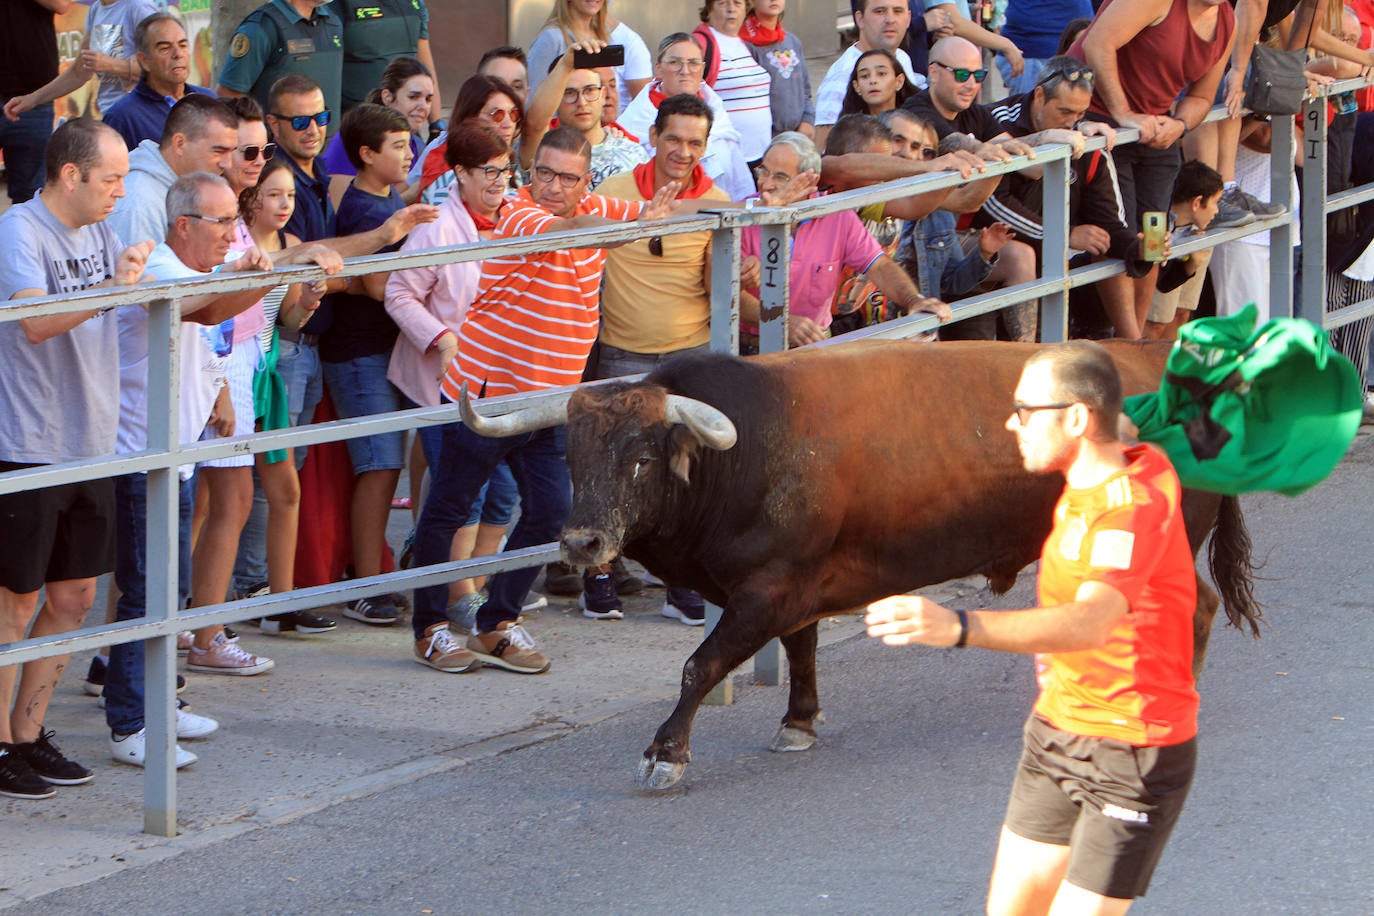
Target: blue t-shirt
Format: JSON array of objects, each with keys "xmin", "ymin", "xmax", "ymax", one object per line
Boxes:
[
  {"xmin": 319, "ymin": 182, "xmax": 404, "ymax": 361},
  {"xmin": 1001, "ymin": 0, "xmax": 1095, "ymax": 60}
]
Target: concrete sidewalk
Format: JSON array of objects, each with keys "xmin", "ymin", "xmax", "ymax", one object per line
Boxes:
[{"xmin": 0, "ymin": 543, "xmax": 982, "ymax": 906}]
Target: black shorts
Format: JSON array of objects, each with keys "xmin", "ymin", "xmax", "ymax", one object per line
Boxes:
[
  {"xmin": 1003, "ymin": 714, "xmax": 1196, "ymax": 900},
  {"xmin": 0, "ymin": 461, "xmax": 115, "ymax": 594},
  {"xmin": 1080, "ymin": 115, "xmax": 1182, "ymax": 232}
]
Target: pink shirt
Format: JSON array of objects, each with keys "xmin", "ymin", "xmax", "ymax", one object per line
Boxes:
[
  {"xmin": 228, "ymin": 219, "xmax": 269, "ymax": 345},
  {"xmin": 741, "ymin": 204, "xmax": 883, "ymax": 330}
]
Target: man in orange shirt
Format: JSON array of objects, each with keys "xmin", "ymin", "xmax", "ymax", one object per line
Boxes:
[
  {"xmin": 866, "ymin": 341, "xmax": 1199, "ymax": 915},
  {"xmin": 408, "ymin": 126, "xmax": 676, "ymax": 676}
]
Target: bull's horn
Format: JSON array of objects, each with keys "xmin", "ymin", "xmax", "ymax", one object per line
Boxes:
[
  {"xmin": 664, "ymin": 395, "xmax": 737, "ymax": 450},
  {"xmin": 459, "ymin": 381, "xmax": 569, "ymax": 438}
]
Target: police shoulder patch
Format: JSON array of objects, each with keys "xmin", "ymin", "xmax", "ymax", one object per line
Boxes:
[{"xmin": 230, "ymin": 33, "xmax": 250, "ymax": 59}]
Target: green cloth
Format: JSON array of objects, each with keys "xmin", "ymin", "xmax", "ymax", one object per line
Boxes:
[
  {"xmin": 1125, "ymin": 304, "xmax": 1364, "ymax": 496},
  {"xmin": 252, "ymin": 325, "xmax": 291, "ymax": 465}
]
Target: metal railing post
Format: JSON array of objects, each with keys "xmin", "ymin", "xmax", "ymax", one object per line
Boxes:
[
  {"xmin": 1269, "ymin": 113, "xmax": 1297, "ymax": 318},
  {"xmin": 1299, "ymin": 98, "xmax": 1329, "ymax": 325},
  {"xmin": 1040, "ymin": 150, "xmax": 1071, "ymax": 342},
  {"xmin": 143, "ymin": 297, "xmax": 182, "ymax": 837},
  {"xmin": 705, "ymin": 224, "xmax": 741, "ymax": 706}
]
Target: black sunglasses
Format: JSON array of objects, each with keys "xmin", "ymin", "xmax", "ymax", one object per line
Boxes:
[
  {"xmin": 648, "ymin": 236, "xmax": 663, "ymax": 257},
  {"xmin": 272, "ymin": 110, "xmax": 331, "ymax": 131},
  {"xmin": 1012, "ymin": 401, "xmax": 1073, "ymax": 425},
  {"xmin": 933, "ymin": 62, "xmax": 988, "ymax": 83},
  {"xmin": 1037, "ymin": 65, "xmax": 1095, "ymax": 90},
  {"xmin": 918, "ymin": 146, "xmax": 937, "ymax": 161}
]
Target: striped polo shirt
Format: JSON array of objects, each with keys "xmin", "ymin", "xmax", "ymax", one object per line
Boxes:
[{"xmin": 441, "ymin": 187, "xmax": 643, "ymax": 402}]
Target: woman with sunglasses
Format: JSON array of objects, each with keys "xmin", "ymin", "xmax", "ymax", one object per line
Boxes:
[
  {"xmin": 527, "ymin": 0, "xmax": 654, "ymax": 120},
  {"xmin": 840, "ymin": 48, "xmax": 914, "ymax": 118},
  {"xmin": 322, "ymin": 56, "xmax": 436, "ymax": 206},
  {"xmin": 413, "ymin": 75, "xmax": 526, "ymax": 206},
  {"xmin": 385, "ymin": 121, "xmax": 532, "ymax": 670}
]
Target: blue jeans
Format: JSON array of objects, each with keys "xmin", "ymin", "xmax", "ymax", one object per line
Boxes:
[
  {"xmin": 405, "ymin": 397, "xmax": 518, "ymax": 528},
  {"xmin": 994, "ymin": 55, "xmax": 1047, "ymax": 98},
  {"xmin": 322, "ymin": 352, "xmax": 406, "ymax": 473},
  {"xmin": 105, "ymin": 472, "xmax": 194, "ymax": 736},
  {"xmin": 594, "ymin": 342, "xmax": 709, "ymax": 380},
  {"xmin": 410, "ymin": 420, "xmax": 570, "ymax": 638},
  {"xmin": 0, "ymin": 102, "xmax": 52, "ymax": 204}
]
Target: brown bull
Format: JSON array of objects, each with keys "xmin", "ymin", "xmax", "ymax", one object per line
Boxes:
[{"xmin": 461, "ymin": 339, "xmax": 1260, "ymax": 791}]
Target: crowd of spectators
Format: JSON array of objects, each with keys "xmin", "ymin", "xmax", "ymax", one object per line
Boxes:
[{"xmin": 1, "ymin": 0, "xmax": 1373, "ymax": 802}]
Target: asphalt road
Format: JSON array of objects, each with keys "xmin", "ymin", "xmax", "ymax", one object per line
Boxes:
[{"xmin": 10, "ymin": 432, "xmax": 1373, "ymax": 914}]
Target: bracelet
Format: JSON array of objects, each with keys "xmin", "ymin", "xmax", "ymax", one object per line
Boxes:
[
  {"xmin": 1175, "ymin": 116, "xmax": 1189, "ymax": 137},
  {"xmin": 953, "ymin": 609, "xmax": 969, "ymax": 648}
]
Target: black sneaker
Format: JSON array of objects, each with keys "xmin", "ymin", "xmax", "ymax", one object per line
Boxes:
[
  {"xmin": 662, "ymin": 587, "xmax": 706, "ymax": 626},
  {"xmin": 258, "ymin": 610, "xmax": 338, "ymax": 635},
  {"xmin": 0, "ymin": 744, "xmax": 55, "ymax": 799},
  {"xmin": 235, "ymin": 581, "xmax": 270, "ymax": 601},
  {"xmin": 543, "ymin": 561, "xmax": 583, "ymax": 597},
  {"xmin": 82, "ymin": 654, "xmax": 106, "ymax": 697},
  {"xmin": 579, "ymin": 571, "xmax": 624, "ymax": 620},
  {"xmin": 611, "ymin": 556, "xmax": 645, "ymax": 596},
  {"xmin": 386, "ymin": 591, "xmax": 412, "ymax": 611},
  {"xmin": 11, "ymin": 729, "xmax": 94, "ymax": 786},
  {"xmin": 344, "ymin": 596, "xmax": 401, "ymax": 626}
]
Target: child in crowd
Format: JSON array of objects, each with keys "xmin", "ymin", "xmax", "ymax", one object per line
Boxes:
[
  {"xmin": 318, "ymin": 104, "xmax": 417, "ymax": 626},
  {"xmin": 1144, "ymin": 160, "xmax": 1224, "ymax": 341}
]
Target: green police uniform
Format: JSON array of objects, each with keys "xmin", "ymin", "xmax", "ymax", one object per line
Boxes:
[
  {"xmin": 218, "ymin": 0, "xmax": 344, "ymax": 124},
  {"xmin": 337, "ymin": 0, "xmax": 430, "ymax": 111}
]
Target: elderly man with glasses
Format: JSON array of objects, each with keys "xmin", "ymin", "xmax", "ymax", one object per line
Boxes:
[{"xmin": 981, "ymin": 57, "xmax": 1156, "ymax": 341}]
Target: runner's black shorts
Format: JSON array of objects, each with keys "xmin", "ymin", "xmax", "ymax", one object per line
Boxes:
[
  {"xmin": 1003, "ymin": 713, "xmax": 1197, "ymax": 900},
  {"xmin": 0, "ymin": 461, "xmax": 115, "ymax": 594}
]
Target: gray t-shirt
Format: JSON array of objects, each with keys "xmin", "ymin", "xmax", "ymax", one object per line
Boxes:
[
  {"xmin": 0, "ymin": 195, "xmax": 125, "ymax": 463},
  {"xmin": 86, "ymin": 0, "xmax": 160, "ymax": 114}
]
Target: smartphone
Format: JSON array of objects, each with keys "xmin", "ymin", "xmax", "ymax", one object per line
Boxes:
[
  {"xmin": 572, "ymin": 44, "xmax": 625, "ymax": 70},
  {"xmin": 1142, "ymin": 211, "xmax": 1168, "ymax": 262}
]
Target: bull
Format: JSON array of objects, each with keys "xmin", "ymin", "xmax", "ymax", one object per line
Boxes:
[{"xmin": 460, "ymin": 339, "xmax": 1260, "ymax": 791}]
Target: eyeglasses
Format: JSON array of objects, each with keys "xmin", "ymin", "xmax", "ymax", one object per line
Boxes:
[
  {"xmin": 1011, "ymin": 401, "xmax": 1073, "ymax": 425},
  {"xmin": 661, "ymin": 57, "xmax": 705, "ymax": 72},
  {"xmin": 272, "ymin": 110, "xmax": 330, "ymax": 131},
  {"xmin": 532, "ymin": 164, "xmax": 585, "ymax": 189},
  {"xmin": 238, "ymin": 143, "xmax": 277, "ymax": 161},
  {"xmin": 484, "ymin": 106, "xmax": 521, "ymax": 125},
  {"xmin": 470, "ymin": 163, "xmax": 516, "ymax": 182},
  {"xmin": 932, "ymin": 62, "xmax": 988, "ymax": 83},
  {"xmin": 184, "ymin": 213, "xmax": 238, "ymax": 232},
  {"xmin": 753, "ymin": 165, "xmax": 794, "ymax": 185},
  {"xmin": 1036, "ymin": 64, "xmax": 1094, "ymax": 91},
  {"xmin": 917, "ymin": 146, "xmax": 937, "ymax": 161},
  {"xmin": 562, "ymin": 85, "xmax": 604, "ymax": 104}
]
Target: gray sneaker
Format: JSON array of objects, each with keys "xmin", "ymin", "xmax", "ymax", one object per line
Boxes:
[
  {"xmin": 1222, "ymin": 185, "xmax": 1286, "ymax": 218},
  {"xmin": 1210, "ymin": 196, "xmax": 1256, "ymax": 230}
]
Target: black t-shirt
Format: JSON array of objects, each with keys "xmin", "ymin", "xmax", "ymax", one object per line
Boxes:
[
  {"xmin": 0, "ymin": 2, "xmax": 60, "ymax": 97},
  {"xmin": 319, "ymin": 182, "xmax": 404, "ymax": 362},
  {"xmin": 1227, "ymin": 0, "xmax": 1305, "ymax": 34},
  {"xmin": 901, "ymin": 89, "xmax": 1005, "ymax": 142}
]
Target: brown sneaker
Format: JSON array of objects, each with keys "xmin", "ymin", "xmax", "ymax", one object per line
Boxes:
[
  {"xmin": 186, "ymin": 632, "xmax": 274, "ymax": 676},
  {"xmin": 414, "ymin": 622, "xmax": 481, "ymax": 673},
  {"xmin": 465, "ymin": 620, "xmax": 550, "ymax": 674}
]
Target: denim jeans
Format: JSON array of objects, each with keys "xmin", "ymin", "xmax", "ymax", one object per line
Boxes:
[
  {"xmin": 410, "ymin": 420, "xmax": 570, "ymax": 638},
  {"xmin": 0, "ymin": 102, "xmax": 53, "ymax": 204},
  {"xmin": 105, "ymin": 472, "xmax": 194, "ymax": 736},
  {"xmin": 994, "ymin": 54, "xmax": 1047, "ymax": 98},
  {"xmin": 322, "ymin": 352, "xmax": 405, "ymax": 473},
  {"xmin": 594, "ymin": 342, "xmax": 710, "ymax": 380},
  {"xmin": 405, "ymin": 398, "xmax": 518, "ymax": 529}
]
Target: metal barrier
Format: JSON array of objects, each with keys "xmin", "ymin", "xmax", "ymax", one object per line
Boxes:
[{"xmin": 2, "ymin": 77, "xmax": 1371, "ymax": 834}]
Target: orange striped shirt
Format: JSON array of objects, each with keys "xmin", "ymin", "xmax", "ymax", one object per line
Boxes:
[{"xmin": 440, "ymin": 188, "xmax": 643, "ymax": 402}]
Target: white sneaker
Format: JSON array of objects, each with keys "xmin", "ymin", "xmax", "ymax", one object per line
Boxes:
[
  {"xmin": 176, "ymin": 707, "xmax": 218, "ymax": 740},
  {"xmin": 522, "ymin": 592, "xmax": 548, "ymax": 613},
  {"xmin": 109, "ymin": 729, "xmax": 197, "ymax": 768}
]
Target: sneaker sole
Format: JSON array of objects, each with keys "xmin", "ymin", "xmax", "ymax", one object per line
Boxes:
[
  {"xmin": 186, "ymin": 659, "xmax": 276, "ymax": 676},
  {"xmin": 662, "ymin": 605, "xmax": 706, "ymax": 626},
  {"xmin": 465, "ymin": 648, "xmax": 550, "ymax": 675},
  {"xmin": 82, "ymin": 681, "xmax": 103, "ymax": 697},
  {"xmin": 38, "ymin": 771, "xmax": 95, "ymax": 786},
  {"xmin": 579, "ymin": 596, "xmax": 623, "ymax": 620},
  {"xmin": 0, "ymin": 786, "xmax": 57, "ymax": 800},
  {"xmin": 412, "ymin": 653, "xmax": 482, "ymax": 674},
  {"xmin": 342, "ymin": 609, "xmax": 400, "ymax": 626},
  {"xmin": 257, "ymin": 618, "xmax": 338, "ymax": 635}
]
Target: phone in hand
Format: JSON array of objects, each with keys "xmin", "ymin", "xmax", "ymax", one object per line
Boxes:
[
  {"xmin": 573, "ymin": 44, "xmax": 626, "ymax": 70},
  {"xmin": 1142, "ymin": 211, "xmax": 1168, "ymax": 262}
]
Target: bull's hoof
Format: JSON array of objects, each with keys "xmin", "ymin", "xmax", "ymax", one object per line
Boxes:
[
  {"xmin": 769, "ymin": 725, "xmax": 817, "ymax": 753},
  {"xmin": 636, "ymin": 756, "xmax": 687, "ymax": 791}
]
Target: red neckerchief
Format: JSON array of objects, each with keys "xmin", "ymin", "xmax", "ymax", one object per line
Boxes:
[
  {"xmin": 739, "ymin": 14, "xmax": 784, "ymax": 46},
  {"xmin": 464, "ymin": 199, "xmax": 499, "ymax": 231},
  {"xmin": 631, "ymin": 160, "xmax": 713, "ymax": 200},
  {"xmin": 647, "ymin": 80, "xmax": 706, "ymax": 108}
]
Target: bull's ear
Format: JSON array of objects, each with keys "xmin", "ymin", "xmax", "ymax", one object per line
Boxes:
[{"xmin": 667, "ymin": 425, "xmax": 702, "ymax": 484}]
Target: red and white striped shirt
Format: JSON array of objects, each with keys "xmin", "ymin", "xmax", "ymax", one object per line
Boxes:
[{"xmin": 440, "ymin": 187, "xmax": 643, "ymax": 401}]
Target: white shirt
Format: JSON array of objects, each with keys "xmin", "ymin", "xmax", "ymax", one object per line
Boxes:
[{"xmin": 814, "ymin": 44, "xmax": 925, "ymax": 127}]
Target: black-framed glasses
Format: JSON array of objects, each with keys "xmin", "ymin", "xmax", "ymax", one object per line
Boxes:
[
  {"xmin": 470, "ymin": 163, "xmax": 517, "ymax": 182},
  {"xmin": 184, "ymin": 213, "xmax": 237, "ymax": 227},
  {"xmin": 273, "ymin": 110, "xmax": 330, "ymax": 131},
  {"xmin": 562, "ymin": 85, "xmax": 604, "ymax": 104},
  {"xmin": 1036, "ymin": 64, "xmax": 1094, "ymax": 91},
  {"xmin": 239, "ymin": 143, "xmax": 277, "ymax": 161},
  {"xmin": 918, "ymin": 146, "xmax": 938, "ymax": 161},
  {"xmin": 1012, "ymin": 401, "xmax": 1073, "ymax": 425},
  {"xmin": 532, "ymin": 164, "xmax": 585, "ymax": 189},
  {"xmin": 933, "ymin": 62, "xmax": 988, "ymax": 83}
]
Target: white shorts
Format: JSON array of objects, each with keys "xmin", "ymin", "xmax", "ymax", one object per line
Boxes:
[{"xmin": 200, "ymin": 335, "xmax": 262, "ymax": 469}]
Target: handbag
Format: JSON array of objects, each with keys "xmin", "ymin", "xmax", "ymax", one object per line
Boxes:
[{"xmin": 1243, "ymin": 1, "xmax": 1316, "ymax": 116}]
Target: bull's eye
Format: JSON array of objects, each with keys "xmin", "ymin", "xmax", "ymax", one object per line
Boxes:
[{"xmin": 632, "ymin": 455, "xmax": 652, "ymax": 480}]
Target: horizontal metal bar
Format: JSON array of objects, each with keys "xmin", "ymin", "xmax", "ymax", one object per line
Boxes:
[
  {"xmin": 1324, "ymin": 295, "xmax": 1374, "ymax": 330},
  {"xmin": 1326, "ymin": 183, "xmax": 1374, "ymax": 215}
]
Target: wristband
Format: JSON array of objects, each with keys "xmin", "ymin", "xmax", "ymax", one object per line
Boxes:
[
  {"xmin": 953, "ymin": 609, "xmax": 969, "ymax": 648},
  {"xmin": 1174, "ymin": 116, "xmax": 1189, "ymax": 137}
]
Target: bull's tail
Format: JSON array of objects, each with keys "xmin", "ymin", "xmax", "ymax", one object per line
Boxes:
[{"xmin": 1208, "ymin": 495, "xmax": 1262, "ymax": 637}]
